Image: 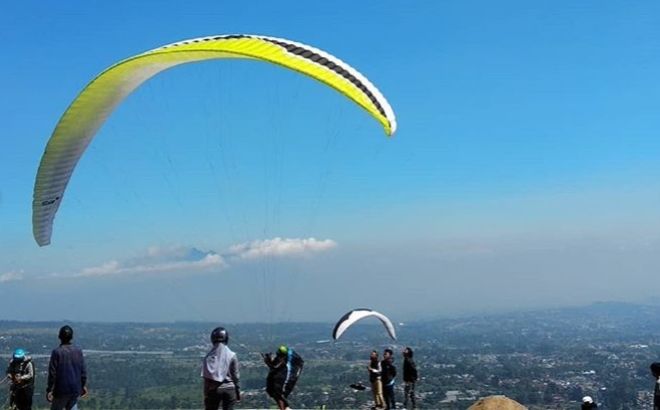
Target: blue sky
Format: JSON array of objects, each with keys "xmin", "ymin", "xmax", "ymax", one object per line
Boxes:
[{"xmin": 2, "ymin": 1, "xmax": 660, "ymax": 322}]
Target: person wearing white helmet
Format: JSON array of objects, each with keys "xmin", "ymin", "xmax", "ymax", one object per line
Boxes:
[{"xmin": 581, "ymin": 395, "xmax": 597, "ymax": 409}]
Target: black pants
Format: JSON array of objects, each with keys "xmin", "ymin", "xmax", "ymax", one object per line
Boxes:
[
  {"xmin": 383, "ymin": 383, "xmax": 396, "ymax": 409},
  {"xmin": 266, "ymin": 385, "xmax": 289, "ymax": 409},
  {"xmin": 204, "ymin": 381, "xmax": 237, "ymax": 410},
  {"xmin": 403, "ymin": 382, "xmax": 416, "ymax": 408},
  {"xmin": 12, "ymin": 385, "xmax": 34, "ymax": 410}
]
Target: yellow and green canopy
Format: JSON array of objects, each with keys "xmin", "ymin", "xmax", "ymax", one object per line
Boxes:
[{"xmin": 33, "ymin": 34, "xmax": 397, "ymax": 246}]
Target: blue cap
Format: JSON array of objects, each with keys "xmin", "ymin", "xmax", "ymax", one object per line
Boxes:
[{"xmin": 13, "ymin": 349, "xmax": 25, "ymax": 360}]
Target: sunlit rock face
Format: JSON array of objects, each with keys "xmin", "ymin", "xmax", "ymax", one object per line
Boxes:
[{"xmin": 468, "ymin": 395, "xmax": 527, "ymax": 410}]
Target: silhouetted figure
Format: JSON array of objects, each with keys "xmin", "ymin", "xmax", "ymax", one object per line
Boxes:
[
  {"xmin": 381, "ymin": 348, "xmax": 397, "ymax": 409},
  {"xmin": 47, "ymin": 325, "xmax": 87, "ymax": 410},
  {"xmin": 202, "ymin": 327, "xmax": 240, "ymax": 410},
  {"xmin": 402, "ymin": 347, "xmax": 418, "ymax": 409},
  {"xmin": 6, "ymin": 348, "xmax": 34, "ymax": 410},
  {"xmin": 651, "ymin": 362, "xmax": 660, "ymax": 410}
]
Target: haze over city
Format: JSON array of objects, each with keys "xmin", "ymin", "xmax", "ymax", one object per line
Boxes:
[{"xmin": 2, "ymin": 1, "xmax": 660, "ymax": 322}]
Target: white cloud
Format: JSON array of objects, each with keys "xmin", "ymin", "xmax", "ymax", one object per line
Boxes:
[
  {"xmin": 0, "ymin": 271, "xmax": 23, "ymax": 283},
  {"xmin": 59, "ymin": 237, "xmax": 336, "ymax": 279},
  {"xmin": 227, "ymin": 237, "xmax": 337, "ymax": 260},
  {"xmin": 79, "ymin": 261, "xmax": 121, "ymax": 277},
  {"xmin": 75, "ymin": 248, "xmax": 226, "ymax": 278}
]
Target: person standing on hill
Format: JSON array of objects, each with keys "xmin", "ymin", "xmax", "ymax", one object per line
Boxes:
[
  {"xmin": 47, "ymin": 325, "xmax": 88, "ymax": 410},
  {"xmin": 367, "ymin": 350, "xmax": 385, "ymax": 409},
  {"xmin": 402, "ymin": 347, "xmax": 418, "ymax": 409},
  {"xmin": 201, "ymin": 327, "xmax": 240, "ymax": 410},
  {"xmin": 651, "ymin": 362, "xmax": 660, "ymax": 410},
  {"xmin": 6, "ymin": 348, "xmax": 34, "ymax": 410},
  {"xmin": 581, "ymin": 395, "xmax": 598, "ymax": 409},
  {"xmin": 381, "ymin": 348, "xmax": 397, "ymax": 409},
  {"xmin": 263, "ymin": 345, "xmax": 304, "ymax": 410}
]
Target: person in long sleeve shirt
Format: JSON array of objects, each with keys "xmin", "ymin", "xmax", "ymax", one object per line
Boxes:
[
  {"xmin": 368, "ymin": 350, "xmax": 385, "ymax": 409},
  {"xmin": 47, "ymin": 325, "xmax": 87, "ymax": 410},
  {"xmin": 402, "ymin": 347, "xmax": 418, "ymax": 409},
  {"xmin": 381, "ymin": 349, "xmax": 397, "ymax": 410},
  {"xmin": 7, "ymin": 349, "xmax": 34, "ymax": 410},
  {"xmin": 202, "ymin": 327, "xmax": 240, "ymax": 410},
  {"xmin": 263, "ymin": 345, "xmax": 303, "ymax": 410}
]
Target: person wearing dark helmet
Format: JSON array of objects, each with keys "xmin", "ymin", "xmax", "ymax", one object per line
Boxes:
[
  {"xmin": 6, "ymin": 348, "xmax": 35, "ymax": 410},
  {"xmin": 202, "ymin": 327, "xmax": 240, "ymax": 410},
  {"xmin": 47, "ymin": 325, "xmax": 87, "ymax": 410}
]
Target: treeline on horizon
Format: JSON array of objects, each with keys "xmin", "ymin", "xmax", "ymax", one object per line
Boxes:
[{"xmin": 2, "ymin": 302, "xmax": 660, "ymax": 408}]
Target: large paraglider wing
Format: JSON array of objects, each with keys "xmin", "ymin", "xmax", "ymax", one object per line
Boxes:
[
  {"xmin": 332, "ymin": 308, "xmax": 397, "ymax": 340},
  {"xmin": 32, "ymin": 34, "xmax": 397, "ymax": 246}
]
